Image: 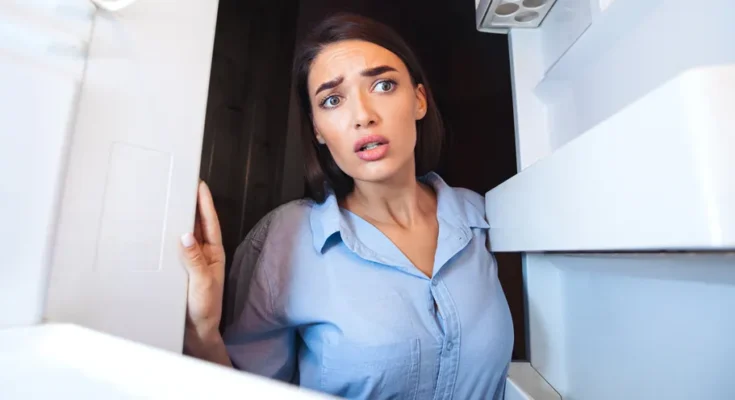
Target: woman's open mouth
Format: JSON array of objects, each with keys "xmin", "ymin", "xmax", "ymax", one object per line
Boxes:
[{"xmin": 354, "ymin": 135, "xmax": 390, "ymax": 161}]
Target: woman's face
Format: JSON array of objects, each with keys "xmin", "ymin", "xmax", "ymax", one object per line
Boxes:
[{"xmin": 308, "ymin": 40, "xmax": 427, "ymax": 185}]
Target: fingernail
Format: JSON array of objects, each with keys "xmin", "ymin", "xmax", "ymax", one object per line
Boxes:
[{"xmin": 181, "ymin": 233, "xmax": 195, "ymax": 248}]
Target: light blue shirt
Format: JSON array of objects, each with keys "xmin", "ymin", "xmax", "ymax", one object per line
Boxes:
[{"xmin": 223, "ymin": 172, "xmax": 513, "ymax": 399}]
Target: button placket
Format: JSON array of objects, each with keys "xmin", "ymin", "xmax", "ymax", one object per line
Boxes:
[
  {"xmin": 428, "ymin": 282, "xmax": 444, "ymax": 339},
  {"xmin": 435, "ymin": 280, "xmax": 461, "ymax": 399}
]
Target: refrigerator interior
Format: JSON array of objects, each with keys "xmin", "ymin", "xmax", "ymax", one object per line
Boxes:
[
  {"xmin": 1, "ymin": 0, "xmax": 734, "ymax": 399},
  {"xmin": 491, "ymin": 0, "xmax": 735, "ymax": 398}
]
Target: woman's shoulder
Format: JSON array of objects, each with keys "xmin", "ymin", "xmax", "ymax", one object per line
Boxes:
[
  {"xmin": 424, "ymin": 172, "xmax": 486, "ymax": 217},
  {"xmin": 225, "ymin": 199, "xmax": 317, "ymax": 326},
  {"xmin": 447, "ymin": 186, "xmax": 486, "ymax": 215},
  {"xmin": 440, "ymin": 184, "xmax": 489, "ymax": 229},
  {"xmin": 242, "ymin": 198, "xmax": 316, "ymax": 248},
  {"xmin": 229, "ymin": 199, "xmax": 316, "ymax": 288},
  {"xmin": 265, "ymin": 198, "xmax": 316, "ymax": 223},
  {"xmin": 450, "ymin": 186, "xmax": 485, "ymax": 208}
]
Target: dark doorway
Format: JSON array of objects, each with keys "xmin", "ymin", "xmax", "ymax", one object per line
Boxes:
[{"xmin": 200, "ymin": 0, "xmax": 526, "ymax": 360}]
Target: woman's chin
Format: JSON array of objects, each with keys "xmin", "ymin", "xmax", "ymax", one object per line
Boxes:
[{"xmin": 349, "ymin": 160, "xmax": 414, "ymax": 185}]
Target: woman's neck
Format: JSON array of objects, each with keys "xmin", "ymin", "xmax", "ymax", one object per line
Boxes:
[{"xmin": 343, "ymin": 167, "xmax": 436, "ymax": 229}]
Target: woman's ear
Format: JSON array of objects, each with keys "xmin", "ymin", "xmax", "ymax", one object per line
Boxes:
[
  {"xmin": 314, "ymin": 126, "xmax": 326, "ymax": 144},
  {"xmin": 415, "ymin": 84, "xmax": 428, "ymax": 120}
]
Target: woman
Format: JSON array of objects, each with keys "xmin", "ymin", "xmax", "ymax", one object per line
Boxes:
[{"xmin": 180, "ymin": 13, "xmax": 513, "ymax": 399}]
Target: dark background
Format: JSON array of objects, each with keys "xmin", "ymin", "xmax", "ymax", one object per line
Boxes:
[{"xmin": 199, "ymin": 0, "xmax": 526, "ymax": 360}]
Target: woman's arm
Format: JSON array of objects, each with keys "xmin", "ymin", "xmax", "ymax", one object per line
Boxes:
[
  {"xmin": 180, "ymin": 184, "xmax": 297, "ymax": 379},
  {"xmin": 183, "ymin": 327, "xmax": 233, "ymax": 367},
  {"xmin": 221, "ymin": 208, "xmax": 299, "ymax": 382}
]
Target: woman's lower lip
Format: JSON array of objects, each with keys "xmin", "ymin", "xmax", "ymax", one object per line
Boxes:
[{"xmin": 356, "ymin": 143, "xmax": 389, "ymax": 161}]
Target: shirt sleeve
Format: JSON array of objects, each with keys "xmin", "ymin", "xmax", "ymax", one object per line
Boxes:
[{"xmin": 221, "ymin": 209, "xmax": 298, "ymax": 383}]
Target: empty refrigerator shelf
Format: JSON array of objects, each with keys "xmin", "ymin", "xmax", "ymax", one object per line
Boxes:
[{"xmin": 485, "ymin": 65, "xmax": 735, "ymax": 252}]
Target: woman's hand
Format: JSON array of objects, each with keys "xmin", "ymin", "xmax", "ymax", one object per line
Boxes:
[{"xmin": 180, "ymin": 181, "xmax": 230, "ymax": 365}]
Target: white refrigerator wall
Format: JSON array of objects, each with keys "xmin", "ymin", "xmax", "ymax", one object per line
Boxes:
[
  {"xmin": 523, "ymin": 254, "xmax": 735, "ymax": 400},
  {"xmin": 504, "ymin": 0, "xmax": 735, "ymax": 399},
  {"xmin": 553, "ymin": 254, "xmax": 735, "ymax": 399}
]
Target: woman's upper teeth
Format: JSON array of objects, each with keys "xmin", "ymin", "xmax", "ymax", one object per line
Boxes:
[{"xmin": 362, "ymin": 142, "xmax": 380, "ymax": 150}]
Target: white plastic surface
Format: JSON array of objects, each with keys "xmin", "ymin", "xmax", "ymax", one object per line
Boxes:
[
  {"xmin": 505, "ymin": 362, "xmax": 561, "ymax": 400},
  {"xmin": 537, "ymin": 0, "xmax": 735, "ymax": 149},
  {"xmin": 0, "ymin": 324, "xmax": 332, "ymax": 399},
  {"xmin": 44, "ymin": 0, "xmax": 219, "ymax": 352},
  {"xmin": 521, "ymin": 255, "xmax": 569, "ymax": 394},
  {"xmin": 538, "ymin": 0, "xmax": 592, "ymax": 73},
  {"xmin": 1, "ymin": 1, "xmax": 95, "ymax": 75},
  {"xmin": 542, "ymin": 254, "xmax": 735, "ymax": 400},
  {"xmin": 91, "ymin": 0, "xmax": 139, "ymax": 12},
  {"xmin": 0, "ymin": 0, "xmax": 93, "ymax": 328},
  {"xmin": 502, "ymin": 0, "xmax": 735, "ymax": 398},
  {"xmin": 503, "ymin": 0, "xmax": 598, "ymax": 171},
  {"xmin": 507, "ymin": 30, "xmax": 551, "ymax": 171},
  {"xmin": 486, "ymin": 65, "xmax": 735, "ymax": 252}
]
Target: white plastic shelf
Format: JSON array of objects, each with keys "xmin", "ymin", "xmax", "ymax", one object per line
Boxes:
[
  {"xmin": 505, "ymin": 362, "xmax": 561, "ymax": 400},
  {"xmin": 0, "ymin": 324, "xmax": 332, "ymax": 399},
  {"xmin": 535, "ymin": 0, "xmax": 735, "ymax": 152},
  {"xmin": 485, "ymin": 65, "xmax": 735, "ymax": 252}
]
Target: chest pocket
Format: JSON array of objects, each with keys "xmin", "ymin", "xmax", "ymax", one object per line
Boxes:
[{"xmin": 320, "ymin": 338, "xmax": 420, "ymax": 400}]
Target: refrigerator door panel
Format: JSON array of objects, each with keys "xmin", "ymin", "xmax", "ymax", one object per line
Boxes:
[{"xmin": 44, "ymin": 0, "xmax": 220, "ymax": 352}]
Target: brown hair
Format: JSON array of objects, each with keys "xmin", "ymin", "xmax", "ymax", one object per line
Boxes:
[{"xmin": 293, "ymin": 13, "xmax": 444, "ymax": 203}]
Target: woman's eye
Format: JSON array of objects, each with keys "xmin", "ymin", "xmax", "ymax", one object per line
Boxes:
[
  {"xmin": 322, "ymin": 96, "xmax": 341, "ymax": 108},
  {"xmin": 374, "ymin": 80, "xmax": 395, "ymax": 93}
]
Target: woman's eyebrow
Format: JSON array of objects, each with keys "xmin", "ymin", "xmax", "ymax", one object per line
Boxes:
[
  {"xmin": 314, "ymin": 65, "xmax": 397, "ymax": 96},
  {"xmin": 315, "ymin": 76, "xmax": 344, "ymax": 96},
  {"xmin": 361, "ymin": 65, "xmax": 397, "ymax": 77}
]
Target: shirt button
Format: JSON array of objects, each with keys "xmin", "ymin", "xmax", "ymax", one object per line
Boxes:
[
  {"xmin": 446, "ymin": 341, "xmax": 454, "ymax": 351},
  {"xmin": 431, "ymin": 280, "xmax": 439, "ymax": 287}
]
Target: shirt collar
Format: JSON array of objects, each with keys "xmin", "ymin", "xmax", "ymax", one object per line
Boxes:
[
  {"xmin": 309, "ymin": 172, "xmax": 489, "ymax": 253},
  {"xmin": 309, "ymin": 190, "xmax": 343, "ymax": 253}
]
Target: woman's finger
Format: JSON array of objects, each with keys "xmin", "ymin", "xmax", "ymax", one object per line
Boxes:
[
  {"xmin": 197, "ymin": 181, "xmax": 222, "ymax": 246},
  {"xmin": 194, "ymin": 208, "xmax": 204, "ymax": 243},
  {"xmin": 180, "ymin": 232, "xmax": 206, "ymax": 274}
]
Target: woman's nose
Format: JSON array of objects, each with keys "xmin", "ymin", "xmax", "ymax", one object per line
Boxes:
[{"xmin": 352, "ymin": 92, "xmax": 378, "ymax": 129}]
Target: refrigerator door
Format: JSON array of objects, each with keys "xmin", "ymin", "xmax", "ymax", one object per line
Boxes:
[
  {"xmin": 43, "ymin": 0, "xmax": 220, "ymax": 352},
  {"xmin": 0, "ymin": 0, "xmax": 94, "ymax": 328}
]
